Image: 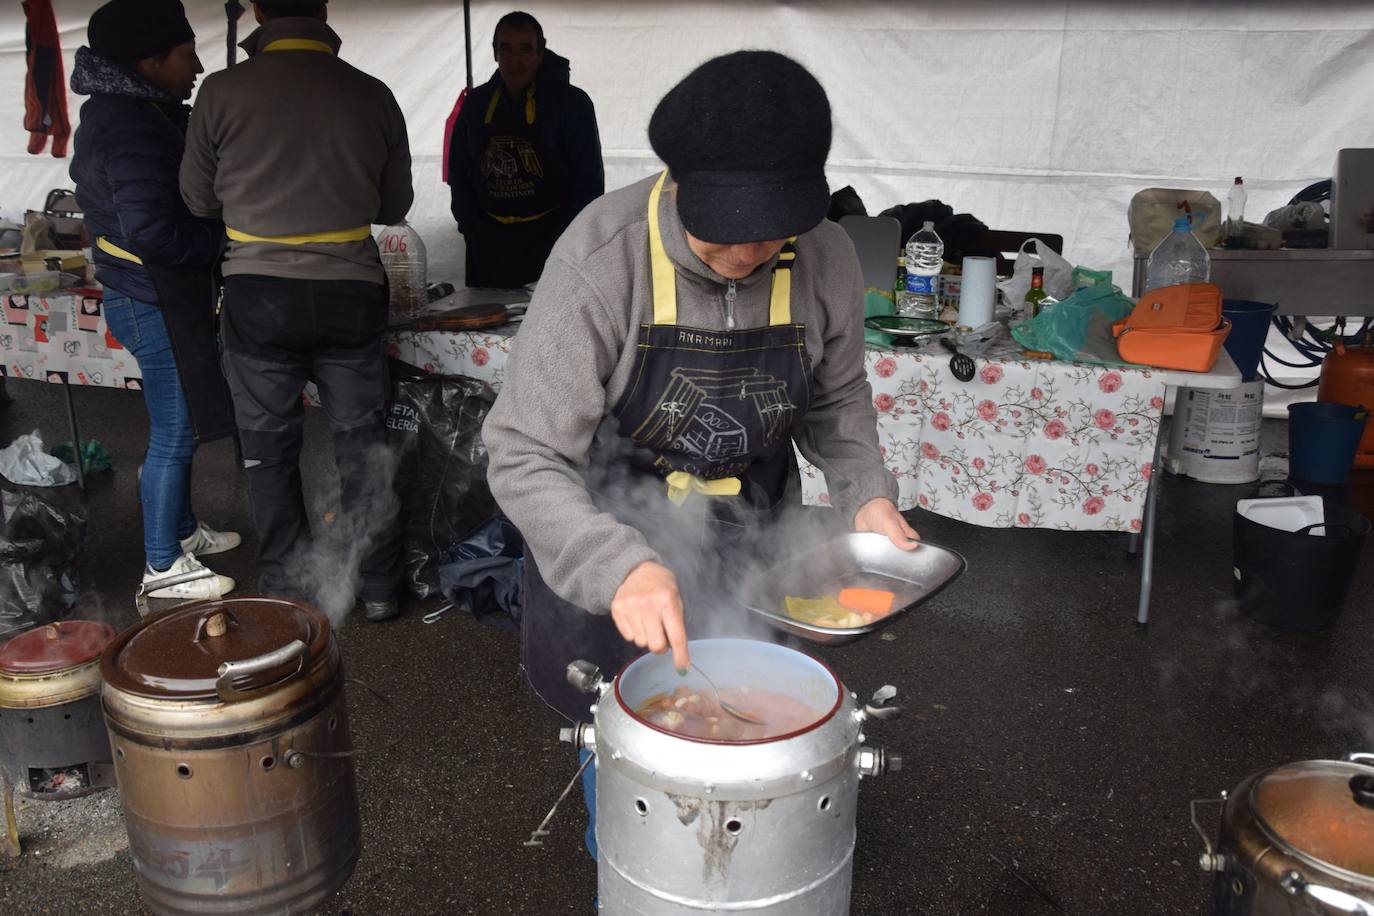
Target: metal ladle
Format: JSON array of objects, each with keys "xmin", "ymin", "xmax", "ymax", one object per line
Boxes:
[{"xmin": 690, "ymin": 663, "xmax": 767, "ymax": 727}]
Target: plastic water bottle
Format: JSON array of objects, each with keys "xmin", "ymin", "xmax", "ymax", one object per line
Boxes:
[
  {"xmin": 1226, "ymin": 176, "xmax": 1247, "ymax": 239},
  {"xmin": 1143, "ymin": 216, "xmax": 1211, "ymax": 292},
  {"xmin": 898, "ymin": 221, "xmax": 943, "ymax": 319},
  {"xmin": 377, "ymin": 221, "xmax": 428, "ymax": 319}
]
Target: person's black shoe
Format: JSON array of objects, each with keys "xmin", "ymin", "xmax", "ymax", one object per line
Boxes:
[{"xmin": 363, "ymin": 598, "xmax": 400, "ymax": 622}]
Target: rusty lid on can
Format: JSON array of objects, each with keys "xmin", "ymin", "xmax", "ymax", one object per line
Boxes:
[
  {"xmin": 1252, "ymin": 759, "xmax": 1374, "ymax": 878},
  {"xmin": 101, "ymin": 597, "xmax": 331, "ymax": 702},
  {"xmin": 0, "ymin": 621, "xmax": 116, "ymax": 675}
]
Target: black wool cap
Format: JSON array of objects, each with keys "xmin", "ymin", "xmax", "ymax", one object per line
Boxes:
[
  {"xmin": 649, "ymin": 50, "xmax": 832, "ymax": 245},
  {"xmin": 88, "ymin": 0, "xmax": 195, "ymax": 65}
]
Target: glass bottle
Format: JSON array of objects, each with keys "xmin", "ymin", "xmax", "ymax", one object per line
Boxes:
[{"xmin": 1024, "ymin": 266, "xmax": 1048, "ymax": 318}]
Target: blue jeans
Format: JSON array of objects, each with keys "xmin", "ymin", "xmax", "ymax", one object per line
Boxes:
[{"xmin": 102, "ymin": 294, "xmax": 197, "ymax": 570}]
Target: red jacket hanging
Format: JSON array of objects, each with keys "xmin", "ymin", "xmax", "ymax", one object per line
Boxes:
[{"xmin": 23, "ymin": 0, "xmax": 71, "ymax": 157}]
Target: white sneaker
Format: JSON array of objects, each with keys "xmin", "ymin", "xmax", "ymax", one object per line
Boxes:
[
  {"xmin": 142, "ymin": 552, "xmax": 235, "ymax": 600},
  {"xmin": 179, "ymin": 522, "xmax": 242, "ymax": 557}
]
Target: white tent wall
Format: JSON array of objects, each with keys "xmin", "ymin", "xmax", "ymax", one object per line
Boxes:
[{"xmin": 3, "ymin": 1, "xmax": 1374, "ymax": 297}]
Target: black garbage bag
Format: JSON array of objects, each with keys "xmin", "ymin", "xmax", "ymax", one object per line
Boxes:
[
  {"xmin": 0, "ymin": 490, "xmax": 85, "ymax": 639},
  {"xmin": 387, "ymin": 362, "xmax": 497, "ymax": 598},
  {"xmin": 437, "ymin": 514, "xmax": 524, "ymax": 630}
]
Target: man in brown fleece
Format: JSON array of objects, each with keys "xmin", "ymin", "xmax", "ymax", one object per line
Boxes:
[{"xmin": 180, "ymin": 0, "xmax": 413, "ymax": 621}]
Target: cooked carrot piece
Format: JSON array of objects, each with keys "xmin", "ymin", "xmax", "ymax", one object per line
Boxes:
[{"xmin": 837, "ymin": 588, "xmax": 895, "ymax": 615}]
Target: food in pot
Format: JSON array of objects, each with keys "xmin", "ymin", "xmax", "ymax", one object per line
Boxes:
[
  {"xmin": 838, "ymin": 587, "xmax": 895, "ymax": 615},
  {"xmin": 634, "ymin": 686, "xmax": 820, "ymax": 741},
  {"xmin": 783, "ymin": 588, "xmax": 897, "ymax": 628}
]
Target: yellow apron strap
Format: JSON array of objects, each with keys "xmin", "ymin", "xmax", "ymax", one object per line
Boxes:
[
  {"xmin": 96, "ymin": 236, "xmax": 143, "ymax": 265},
  {"xmin": 769, "ymin": 241, "xmax": 796, "ymax": 326},
  {"xmin": 484, "ymin": 84, "xmax": 536, "ymax": 125},
  {"xmin": 664, "ymin": 471, "xmax": 742, "ymax": 506},
  {"xmin": 647, "ymin": 170, "xmax": 676, "ymax": 325},
  {"xmin": 225, "ymin": 225, "xmax": 371, "ymax": 245},
  {"xmin": 261, "ymin": 39, "xmax": 334, "ymax": 54}
]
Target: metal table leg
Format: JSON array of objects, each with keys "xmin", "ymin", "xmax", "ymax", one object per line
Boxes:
[
  {"xmin": 61, "ymin": 378, "xmax": 85, "ymax": 491},
  {"xmin": 1136, "ymin": 425, "xmax": 1166, "ymax": 627}
]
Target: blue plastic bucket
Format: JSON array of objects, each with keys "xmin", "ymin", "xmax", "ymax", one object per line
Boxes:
[
  {"xmin": 1222, "ymin": 299, "xmax": 1276, "ymax": 382},
  {"xmin": 1288, "ymin": 402, "xmax": 1370, "ymax": 484}
]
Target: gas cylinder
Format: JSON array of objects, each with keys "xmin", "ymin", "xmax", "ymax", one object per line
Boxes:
[{"xmin": 1317, "ymin": 332, "xmax": 1374, "ymax": 468}]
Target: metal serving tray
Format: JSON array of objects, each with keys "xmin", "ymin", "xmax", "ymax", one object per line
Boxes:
[{"xmin": 742, "ymin": 532, "xmax": 966, "ymax": 646}]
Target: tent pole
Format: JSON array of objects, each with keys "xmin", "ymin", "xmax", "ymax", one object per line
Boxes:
[
  {"xmin": 225, "ymin": 1, "xmax": 244, "ymax": 68},
  {"xmin": 463, "ymin": 0, "xmax": 473, "ymax": 89}
]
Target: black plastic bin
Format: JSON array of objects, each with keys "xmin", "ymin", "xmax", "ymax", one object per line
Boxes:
[{"xmin": 1233, "ymin": 497, "xmax": 1370, "ymax": 630}]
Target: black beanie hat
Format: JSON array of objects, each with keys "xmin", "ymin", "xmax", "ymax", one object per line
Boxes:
[
  {"xmin": 88, "ymin": 0, "xmax": 195, "ymax": 65},
  {"xmin": 649, "ymin": 50, "xmax": 832, "ymax": 245}
]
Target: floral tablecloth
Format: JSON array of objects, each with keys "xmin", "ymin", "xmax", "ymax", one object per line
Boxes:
[
  {"xmin": 383, "ymin": 327, "xmax": 1166, "ymax": 533},
  {"xmin": 0, "ymin": 291, "xmax": 143, "ymax": 389},
  {"xmin": 828, "ymin": 338, "xmax": 1165, "ymax": 532}
]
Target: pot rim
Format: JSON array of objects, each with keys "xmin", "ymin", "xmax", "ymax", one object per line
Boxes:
[
  {"xmin": 1247, "ymin": 757, "xmax": 1374, "ymax": 886},
  {"xmin": 611, "ymin": 638, "xmax": 844, "ymax": 747}
]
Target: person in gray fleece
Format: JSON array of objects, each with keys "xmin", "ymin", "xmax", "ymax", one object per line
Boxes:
[{"xmin": 484, "ymin": 49, "xmax": 918, "ymax": 747}]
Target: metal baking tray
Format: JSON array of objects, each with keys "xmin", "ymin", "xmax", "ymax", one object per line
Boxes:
[{"xmin": 742, "ymin": 532, "xmax": 966, "ymax": 646}]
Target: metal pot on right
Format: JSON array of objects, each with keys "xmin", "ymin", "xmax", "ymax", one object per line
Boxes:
[{"xmin": 1196, "ymin": 753, "xmax": 1374, "ymax": 915}]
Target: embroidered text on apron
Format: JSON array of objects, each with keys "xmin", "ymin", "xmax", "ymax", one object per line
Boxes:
[{"xmin": 521, "ymin": 171, "xmax": 815, "ymax": 722}]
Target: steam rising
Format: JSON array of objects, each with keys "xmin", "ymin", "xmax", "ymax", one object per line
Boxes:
[
  {"xmin": 579, "ymin": 419, "xmax": 849, "ymax": 643},
  {"xmin": 285, "ymin": 439, "xmax": 401, "ymax": 629}
]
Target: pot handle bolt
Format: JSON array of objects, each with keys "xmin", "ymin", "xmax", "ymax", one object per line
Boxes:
[
  {"xmin": 857, "ymin": 747, "xmax": 899, "ymax": 777},
  {"xmin": 566, "ymin": 660, "xmax": 605, "ymax": 696},
  {"xmin": 558, "ymin": 723, "xmax": 596, "ymax": 751},
  {"xmin": 1190, "ymin": 796, "xmax": 1228, "ymax": 871},
  {"xmin": 285, "ymin": 751, "xmax": 306, "ymax": 769}
]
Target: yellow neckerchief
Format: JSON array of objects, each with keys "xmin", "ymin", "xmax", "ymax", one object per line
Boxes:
[
  {"xmin": 225, "ymin": 37, "xmax": 366, "ymax": 245},
  {"xmin": 484, "ymin": 82, "xmax": 536, "ymax": 126},
  {"xmin": 646, "ymin": 170, "xmax": 797, "ymax": 505}
]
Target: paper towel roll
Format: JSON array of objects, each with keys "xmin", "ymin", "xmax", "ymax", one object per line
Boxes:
[{"xmin": 958, "ymin": 256, "xmax": 997, "ymax": 328}]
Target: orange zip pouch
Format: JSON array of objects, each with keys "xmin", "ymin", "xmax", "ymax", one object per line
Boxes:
[{"xmin": 1112, "ymin": 282, "xmax": 1230, "ymax": 372}]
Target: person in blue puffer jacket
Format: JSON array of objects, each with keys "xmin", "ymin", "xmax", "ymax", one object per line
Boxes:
[{"xmin": 69, "ymin": 0, "xmax": 240, "ymax": 601}]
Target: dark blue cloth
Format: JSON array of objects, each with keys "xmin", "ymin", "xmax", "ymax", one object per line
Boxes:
[
  {"xmin": 68, "ymin": 47, "xmax": 221, "ymax": 304},
  {"xmin": 102, "ymin": 293, "xmax": 197, "ymax": 569},
  {"xmin": 437, "ymin": 515, "xmax": 524, "ymax": 628}
]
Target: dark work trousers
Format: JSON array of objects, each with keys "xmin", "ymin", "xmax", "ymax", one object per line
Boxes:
[{"xmin": 220, "ymin": 275, "xmax": 401, "ymax": 603}]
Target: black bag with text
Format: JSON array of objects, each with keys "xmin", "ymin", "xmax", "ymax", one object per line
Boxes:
[{"xmin": 387, "ymin": 363, "xmax": 497, "ymax": 597}]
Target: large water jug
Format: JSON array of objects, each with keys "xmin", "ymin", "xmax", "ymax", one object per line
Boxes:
[
  {"xmin": 377, "ymin": 221, "xmax": 427, "ymax": 319},
  {"xmin": 1144, "ymin": 216, "xmax": 1210, "ymax": 292}
]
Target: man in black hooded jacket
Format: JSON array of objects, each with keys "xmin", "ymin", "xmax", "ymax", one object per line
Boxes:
[{"xmin": 447, "ymin": 11, "xmax": 603, "ymax": 288}]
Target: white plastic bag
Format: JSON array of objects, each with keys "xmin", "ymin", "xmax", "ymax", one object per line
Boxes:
[
  {"xmin": 0, "ymin": 431, "xmax": 76, "ymax": 487},
  {"xmin": 997, "ymin": 238, "xmax": 1074, "ymax": 309}
]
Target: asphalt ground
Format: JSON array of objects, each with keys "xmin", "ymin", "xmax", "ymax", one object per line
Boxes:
[{"xmin": 0, "ymin": 377, "xmax": 1371, "ymax": 916}]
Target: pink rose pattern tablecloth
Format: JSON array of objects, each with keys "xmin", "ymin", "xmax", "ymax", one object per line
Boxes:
[
  {"xmin": 388, "ymin": 328, "xmax": 1165, "ymax": 533},
  {"xmin": 818, "ymin": 338, "xmax": 1166, "ymax": 532},
  {"xmin": 0, "ymin": 291, "xmax": 143, "ymax": 389}
]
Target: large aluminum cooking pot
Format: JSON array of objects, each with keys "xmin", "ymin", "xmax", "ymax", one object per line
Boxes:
[
  {"xmin": 1195, "ymin": 753, "xmax": 1374, "ymax": 915},
  {"xmin": 101, "ymin": 597, "xmax": 359, "ymax": 916},
  {"xmin": 561, "ymin": 637, "xmax": 900, "ymax": 915},
  {"xmin": 0, "ymin": 620, "xmax": 117, "ymax": 857}
]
